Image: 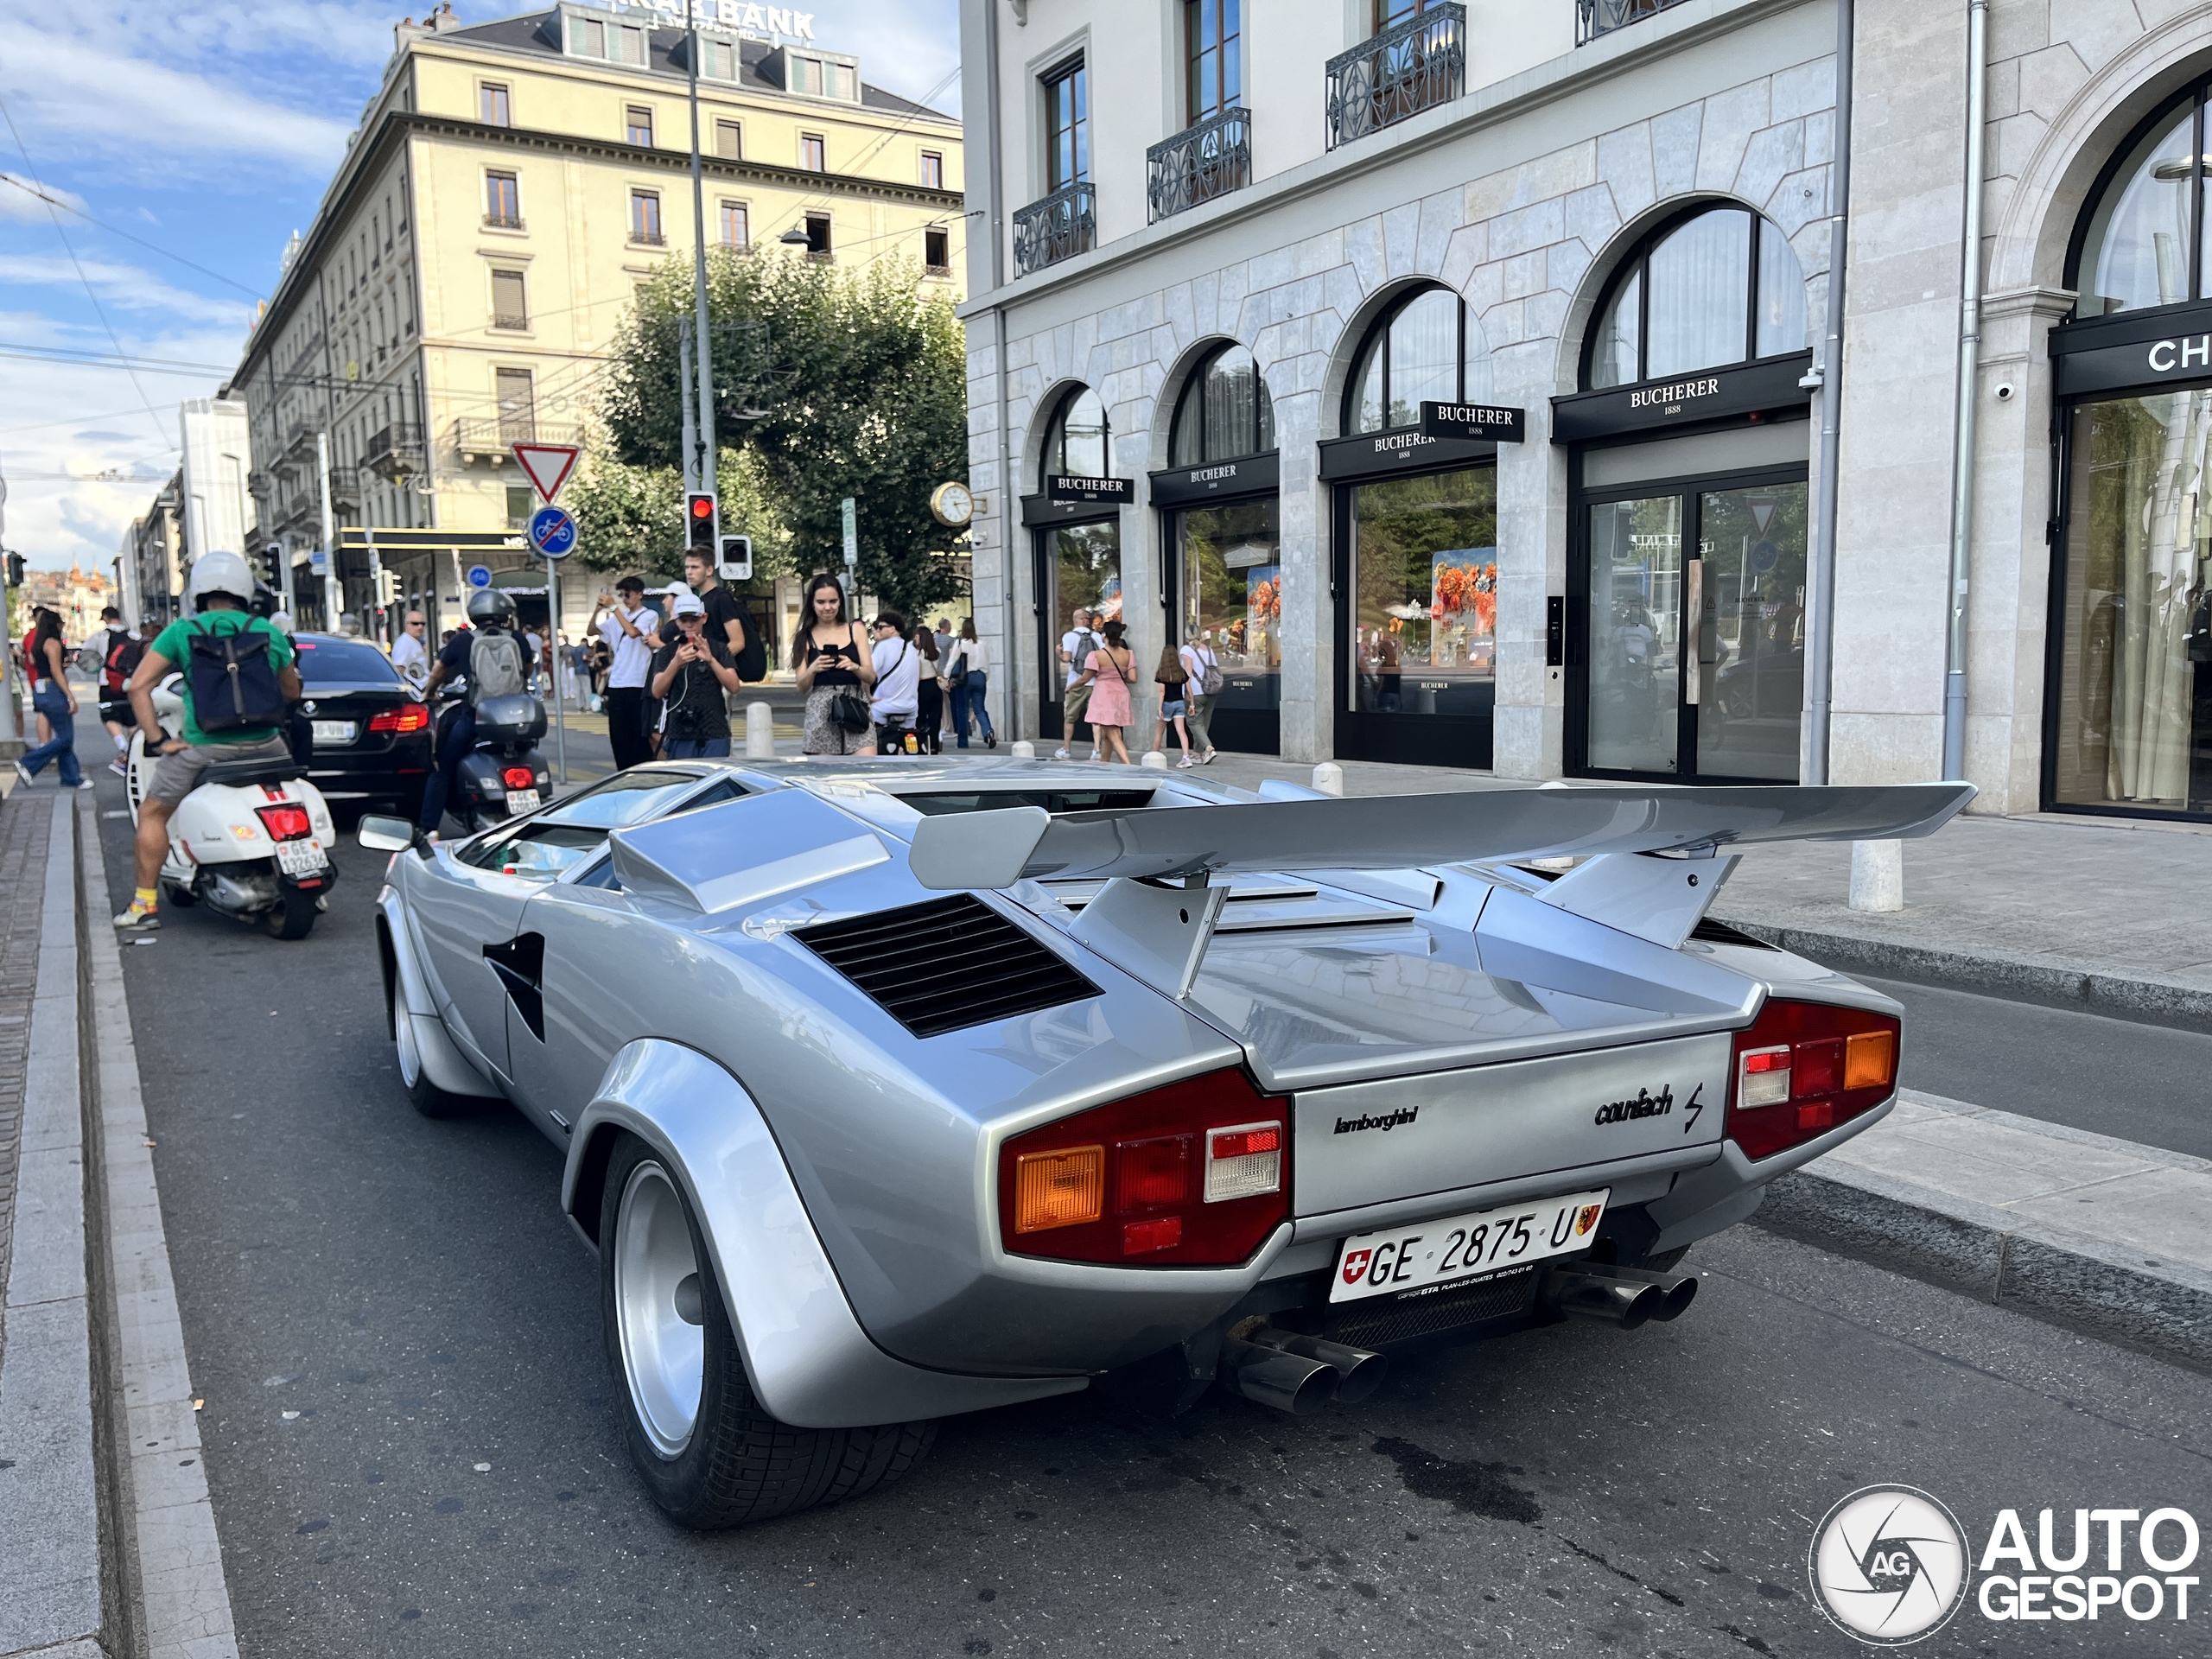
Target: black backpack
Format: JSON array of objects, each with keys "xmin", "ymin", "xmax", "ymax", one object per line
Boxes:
[
  {"xmin": 185, "ymin": 620, "xmax": 286, "ymax": 734},
  {"xmin": 733, "ymin": 596, "xmax": 767, "ymax": 684}
]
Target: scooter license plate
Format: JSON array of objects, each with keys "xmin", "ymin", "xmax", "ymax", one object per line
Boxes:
[
  {"xmin": 274, "ymin": 839, "xmax": 329, "ymax": 877},
  {"xmin": 505, "ymin": 789, "xmax": 541, "ymax": 814}
]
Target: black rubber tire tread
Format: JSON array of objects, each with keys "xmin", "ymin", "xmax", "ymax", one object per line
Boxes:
[
  {"xmin": 598, "ymin": 1133, "xmax": 937, "ymax": 1530},
  {"xmin": 265, "ymin": 889, "xmax": 317, "ymax": 940},
  {"xmin": 405, "ymin": 1067, "xmax": 472, "ymax": 1119},
  {"xmin": 161, "ymin": 880, "xmax": 198, "ymax": 908}
]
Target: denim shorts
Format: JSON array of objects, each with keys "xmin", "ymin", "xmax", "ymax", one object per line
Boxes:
[{"xmin": 1160, "ymin": 696, "xmax": 1187, "ymax": 718}]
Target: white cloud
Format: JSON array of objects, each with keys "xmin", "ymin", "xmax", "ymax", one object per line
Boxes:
[
  {"xmin": 0, "ymin": 171, "xmax": 89, "ymax": 221},
  {"xmin": 0, "ymin": 254, "xmax": 255, "ymax": 327}
]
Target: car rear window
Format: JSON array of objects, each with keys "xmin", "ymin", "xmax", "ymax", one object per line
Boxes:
[
  {"xmin": 296, "ymin": 638, "xmax": 401, "ymax": 684},
  {"xmin": 455, "ymin": 772, "xmax": 747, "ymax": 879},
  {"xmin": 898, "ymin": 790, "xmax": 1155, "ymax": 817}
]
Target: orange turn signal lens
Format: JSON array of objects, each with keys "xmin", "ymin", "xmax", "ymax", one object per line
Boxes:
[
  {"xmin": 1013, "ymin": 1145, "xmax": 1103, "ymax": 1234},
  {"xmin": 1844, "ymin": 1029, "xmax": 1896, "ymax": 1090}
]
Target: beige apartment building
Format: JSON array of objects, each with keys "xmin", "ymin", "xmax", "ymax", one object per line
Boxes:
[{"xmin": 226, "ymin": 1, "xmax": 963, "ymax": 637}]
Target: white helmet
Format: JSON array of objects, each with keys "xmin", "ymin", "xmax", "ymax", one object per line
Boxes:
[{"xmin": 186, "ymin": 550, "xmax": 255, "ymax": 613}]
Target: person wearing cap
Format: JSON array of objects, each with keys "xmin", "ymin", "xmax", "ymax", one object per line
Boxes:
[
  {"xmin": 597, "ymin": 575, "xmax": 657, "ymax": 768},
  {"xmin": 647, "ymin": 590, "xmax": 741, "ymax": 757}
]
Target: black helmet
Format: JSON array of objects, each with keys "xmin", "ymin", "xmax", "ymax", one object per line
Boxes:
[{"xmin": 465, "ymin": 588, "xmax": 517, "ymax": 628}]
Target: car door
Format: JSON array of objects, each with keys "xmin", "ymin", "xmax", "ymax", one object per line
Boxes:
[
  {"xmin": 505, "ymin": 874, "xmax": 639, "ymax": 1140},
  {"xmin": 409, "ymin": 855, "xmax": 541, "ymax": 1082}
]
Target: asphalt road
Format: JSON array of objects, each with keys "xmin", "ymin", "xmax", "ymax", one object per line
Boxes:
[{"xmin": 67, "ymin": 753, "xmax": 2211, "ymax": 1659}]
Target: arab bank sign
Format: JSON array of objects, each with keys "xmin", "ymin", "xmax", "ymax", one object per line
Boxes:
[{"xmin": 605, "ymin": 0, "xmax": 818, "ymax": 42}]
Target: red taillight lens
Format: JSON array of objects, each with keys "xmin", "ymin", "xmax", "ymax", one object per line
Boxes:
[
  {"xmin": 368, "ymin": 704, "xmax": 431, "ymax": 734},
  {"xmin": 503, "ymin": 766, "xmax": 537, "ymax": 790},
  {"xmin": 1726, "ymin": 999, "xmax": 1900, "ymax": 1160},
  {"xmin": 999, "ymin": 1069, "xmax": 1288, "ymax": 1266},
  {"xmin": 254, "ymin": 804, "xmax": 314, "ymax": 842}
]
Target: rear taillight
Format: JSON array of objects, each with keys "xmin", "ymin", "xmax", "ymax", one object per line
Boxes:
[
  {"xmin": 999, "ymin": 1069, "xmax": 1289, "ymax": 1266},
  {"xmin": 503, "ymin": 766, "xmax": 536, "ymax": 790},
  {"xmin": 255, "ymin": 804, "xmax": 314, "ymax": 842},
  {"xmin": 1726, "ymin": 999, "xmax": 1899, "ymax": 1160},
  {"xmin": 369, "ymin": 704, "xmax": 430, "ymax": 734}
]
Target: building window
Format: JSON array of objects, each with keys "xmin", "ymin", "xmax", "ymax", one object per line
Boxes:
[
  {"xmin": 920, "ymin": 149, "xmax": 944, "ymax": 190},
  {"xmin": 626, "ymin": 105, "xmax": 654, "ymax": 147},
  {"xmin": 924, "ymin": 226, "xmax": 950, "ymax": 274},
  {"xmin": 496, "ymin": 367, "xmax": 536, "ymax": 445},
  {"xmin": 1042, "ymin": 385, "xmax": 1109, "ymax": 483},
  {"xmin": 800, "ymin": 132, "xmax": 826, "ymax": 172},
  {"xmin": 1043, "ymin": 57, "xmax": 1089, "ymax": 191},
  {"xmin": 715, "ymin": 118, "xmax": 742, "ymax": 159},
  {"xmin": 804, "ymin": 213, "xmax": 832, "ymax": 258},
  {"xmin": 1344, "ymin": 286, "xmax": 1491, "ymax": 434},
  {"xmin": 631, "ymin": 189, "xmax": 664, "ymax": 244},
  {"xmin": 618, "ymin": 23, "xmax": 646, "ymax": 65},
  {"xmin": 2074, "ymin": 86, "xmax": 2209, "ymax": 317},
  {"xmin": 1184, "ymin": 0, "xmax": 1241, "ymax": 124},
  {"xmin": 491, "ymin": 269, "xmax": 528, "ymax": 330},
  {"xmin": 719, "ymin": 200, "xmax": 749, "ymax": 250},
  {"xmin": 485, "ymin": 171, "xmax": 520, "ymax": 229},
  {"xmin": 1373, "ymin": 0, "xmax": 1446, "ymax": 27},
  {"xmin": 506, "ymin": 485, "xmax": 534, "ymax": 528},
  {"xmin": 480, "ymin": 81, "xmax": 511, "ymax": 126},
  {"xmin": 569, "ymin": 15, "xmax": 604, "ymax": 56},
  {"xmin": 702, "ymin": 38, "xmax": 738, "ymax": 81},
  {"xmin": 1584, "ymin": 206, "xmax": 1808, "ymax": 389},
  {"xmin": 1171, "ymin": 344, "xmax": 1275, "ymax": 466}
]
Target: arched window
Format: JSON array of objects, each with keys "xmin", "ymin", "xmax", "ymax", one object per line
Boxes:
[
  {"xmin": 2073, "ymin": 89, "xmax": 2208, "ymax": 318},
  {"xmin": 1344, "ymin": 286, "xmax": 1492, "ymax": 435},
  {"xmin": 1585, "ymin": 206, "xmax": 1808, "ymax": 389},
  {"xmin": 1041, "ymin": 385, "xmax": 1109, "ymax": 484},
  {"xmin": 1170, "ymin": 344, "xmax": 1276, "ymax": 466}
]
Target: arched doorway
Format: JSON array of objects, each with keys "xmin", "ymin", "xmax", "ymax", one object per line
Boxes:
[{"xmin": 1023, "ymin": 385, "xmax": 1122, "ymax": 747}]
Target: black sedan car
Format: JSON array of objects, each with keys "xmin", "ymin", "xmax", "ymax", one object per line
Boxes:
[{"xmin": 289, "ymin": 633, "xmax": 433, "ymax": 819}]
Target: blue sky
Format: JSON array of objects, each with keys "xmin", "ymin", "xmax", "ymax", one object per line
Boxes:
[{"xmin": 0, "ymin": 0, "xmax": 960, "ymax": 574}]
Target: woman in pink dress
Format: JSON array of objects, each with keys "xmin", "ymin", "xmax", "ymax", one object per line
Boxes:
[{"xmin": 1077, "ymin": 618, "xmax": 1138, "ymax": 764}]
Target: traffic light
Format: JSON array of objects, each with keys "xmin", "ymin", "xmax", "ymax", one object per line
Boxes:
[
  {"xmin": 717, "ymin": 534, "xmax": 752, "ymax": 582},
  {"xmin": 3, "ymin": 551, "xmax": 22, "ymax": 588},
  {"xmin": 261, "ymin": 542, "xmax": 283, "ymax": 588},
  {"xmin": 685, "ymin": 492, "xmax": 717, "ymax": 559}
]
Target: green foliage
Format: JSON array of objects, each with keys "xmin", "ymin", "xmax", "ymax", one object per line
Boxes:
[
  {"xmin": 569, "ymin": 447, "xmax": 792, "ymax": 585},
  {"xmin": 600, "ymin": 251, "xmax": 968, "ymax": 615}
]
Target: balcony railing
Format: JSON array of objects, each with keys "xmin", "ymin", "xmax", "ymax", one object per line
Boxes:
[
  {"xmin": 482, "ymin": 213, "xmax": 524, "ymax": 231},
  {"xmin": 630, "ymin": 229, "xmax": 667, "ymax": 246},
  {"xmin": 1325, "ymin": 3, "xmax": 1465, "ymax": 151},
  {"xmin": 1147, "ymin": 106, "xmax": 1251, "ymax": 224},
  {"xmin": 453, "ymin": 416, "xmax": 580, "ymax": 461},
  {"xmin": 1576, "ymin": 0, "xmax": 1690, "ymax": 45},
  {"xmin": 364, "ymin": 423, "xmax": 425, "ymax": 480},
  {"xmin": 1013, "ymin": 181, "xmax": 1096, "ymax": 277}
]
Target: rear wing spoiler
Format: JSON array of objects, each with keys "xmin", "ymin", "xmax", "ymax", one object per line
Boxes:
[{"xmin": 908, "ymin": 782, "xmax": 1976, "ymax": 892}]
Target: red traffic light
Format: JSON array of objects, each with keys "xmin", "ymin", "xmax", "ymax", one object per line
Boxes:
[{"xmin": 688, "ymin": 494, "xmax": 715, "ymax": 520}]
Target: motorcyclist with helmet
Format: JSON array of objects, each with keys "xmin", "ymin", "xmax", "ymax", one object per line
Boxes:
[
  {"xmin": 416, "ymin": 587, "xmax": 528, "ymax": 836},
  {"xmin": 116, "ymin": 550, "xmax": 302, "ymax": 931}
]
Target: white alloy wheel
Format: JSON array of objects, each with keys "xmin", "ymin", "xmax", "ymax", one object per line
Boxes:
[{"xmin": 613, "ymin": 1160, "xmax": 706, "ymax": 1458}]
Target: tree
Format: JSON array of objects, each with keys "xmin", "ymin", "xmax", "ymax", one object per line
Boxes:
[
  {"xmin": 569, "ymin": 445, "xmax": 791, "ymax": 583},
  {"xmin": 599, "ymin": 251, "xmax": 969, "ymax": 616}
]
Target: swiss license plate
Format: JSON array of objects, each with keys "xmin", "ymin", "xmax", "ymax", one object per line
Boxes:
[
  {"xmin": 505, "ymin": 788, "xmax": 541, "ymax": 813},
  {"xmin": 1330, "ymin": 1187, "xmax": 1611, "ymax": 1303},
  {"xmin": 310, "ymin": 720, "xmax": 357, "ymax": 747},
  {"xmin": 274, "ymin": 839, "xmax": 329, "ymax": 877}
]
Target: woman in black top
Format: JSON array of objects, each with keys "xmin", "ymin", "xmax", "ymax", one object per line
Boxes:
[
  {"xmin": 791, "ymin": 574, "xmax": 877, "ymax": 756},
  {"xmin": 912, "ymin": 624, "xmax": 944, "ymax": 753}
]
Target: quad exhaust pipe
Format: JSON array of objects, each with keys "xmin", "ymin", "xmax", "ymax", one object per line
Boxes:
[
  {"xmin": 1217, "ymin": 1327, "xmax": 1389, "ymax": 1414},
  {"xmin": 1539, "ymin": 1263, "xmax": 1699, "ymax": 1330}
]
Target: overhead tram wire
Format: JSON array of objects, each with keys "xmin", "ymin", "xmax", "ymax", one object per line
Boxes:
[
  {"xmin": 0, "ymin": 173, "xmax": 267, "ymax": 301},
  {"xmin": 0, "ymin": 91, "xmax": 178, "ymax": 452}
]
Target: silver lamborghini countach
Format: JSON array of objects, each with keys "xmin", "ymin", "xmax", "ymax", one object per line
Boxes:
[{"xmin": 360, "ymin": 760, "xmax": 1969, "ymax": 1529}]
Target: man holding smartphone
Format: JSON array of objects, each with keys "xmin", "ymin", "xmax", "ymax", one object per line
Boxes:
[{"xmin": 647, "ymin": 592, "xmax": 741, "ymax": 757}]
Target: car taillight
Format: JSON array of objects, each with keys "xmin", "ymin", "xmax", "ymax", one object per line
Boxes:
[
  {"xmin": 503, "ymin": 766, "xmax": 536, "ymax": 790},
  {"xmin": 999, "ymin": 1068, "xmax": 1289, "ymax": 1266},
  {"xmin": 255, "ymin": 804, "xmax": 314, "ymax": 842},
  {"xmin": 1726, "ymin": 999, "xmax": 1899, "ymax": 1160},
  {"xmin": 368, "ymin": 704, "xmax": 430, "ymax": 734}
]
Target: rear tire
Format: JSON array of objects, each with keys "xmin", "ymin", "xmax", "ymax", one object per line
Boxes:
[
  {"xmin": 161, "ymin": 880, "xmax": 197, "ymax": 908},
  {"xmin": 395, "ymin": 1004, "xmax": 471, "ymax": 1118},
  {"xmin": 264, "ymin": 888, "xmax": 317, "ymax": 940},
  {"xmin": 599, "ymin": 1133, "xmax": 936, "ymax": 1529}
]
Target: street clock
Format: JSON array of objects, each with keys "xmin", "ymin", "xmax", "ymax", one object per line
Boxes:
[{"xmin": 929, "ymin": 480, "xmax": 974, "ymax": 528}]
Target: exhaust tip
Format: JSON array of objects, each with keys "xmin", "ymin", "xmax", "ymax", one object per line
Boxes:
[
  {"xmin": 1651, "ymin": 1274, "xmax": 1699, "ymax": 1322},
  {"xmin": 1246, "ymin": 1328, "xmax": 1390, "ymax": 1405},
  {"xmin": 1218, "ymin": 1337, "xmax": 1339, "ymax": 1415}
]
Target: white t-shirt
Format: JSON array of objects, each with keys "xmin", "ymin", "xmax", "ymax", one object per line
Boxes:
[
  {"xmin": 1180, "ymin": 642, "xmax": 1217, "ymax": 690},
  {"xmin": 870, "ymin": 636, "xmax": 920, "ymax": 721},
  {"xmin": 1061, "ymin": 627, "xmax": 1096, "ymax": 689},
  {"xmin": 391, "ymin": 631, "xmax": 429, "ymax": 688},
  {"xmin": 600, "ymin": 607, "xmax": 656, "ymax": 690}
]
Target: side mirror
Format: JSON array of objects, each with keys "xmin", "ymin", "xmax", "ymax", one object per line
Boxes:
[{"xmin": 359, "ymin": 815, "xmax": 421, "ymax": 854}]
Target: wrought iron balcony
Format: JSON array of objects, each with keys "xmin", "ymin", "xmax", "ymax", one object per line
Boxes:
[
  {"xmin": 1013, "ymin": 181, "xmax": 1096, "ymax": 277},
  {"xmin": 482, "ymin": 213, "xmax": 524, "ymax": 231},
  {"xmin": 364, "ymin": 423, "xmax": 426, "ymax": 480},
  {"xmin": 1577, "ymin": 0, "xmax": 1690, "ymax": 45},
  {"xmin": 325, "ymin": 465, "xmax": 360, "ymax": 505},
  {"xmin": 452, "ymin": 416, "xmax": 579, "ymax": 461},
  {"xmin": 1147, "ymin": 106, "xmax": 1251, "ymax": 225},
  {"xmin": 630, "ymin": 229, "xmax": 667, "ymax": 246},
  {"xmin": 1325, "ymin": 3, "xmax": 1465, "ymax": 151}
]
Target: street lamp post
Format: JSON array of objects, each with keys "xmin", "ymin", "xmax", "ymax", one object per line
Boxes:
[{"xmin": 686, "ymin": 1, "xmax": 715, "ymax": 504}]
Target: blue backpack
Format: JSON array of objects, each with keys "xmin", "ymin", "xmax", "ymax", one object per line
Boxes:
[{"xmin": 185, "ymin": 620, "xmax": 286, "ymax": 734}]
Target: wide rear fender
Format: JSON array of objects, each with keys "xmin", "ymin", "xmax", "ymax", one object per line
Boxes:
[{"xmin": 376, "ymin": 882, "xmax": 502, "ymax": 1100}]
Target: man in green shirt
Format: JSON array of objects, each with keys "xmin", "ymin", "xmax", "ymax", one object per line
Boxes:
[{"xmin": 117, "ymin": 550, "xmax": 302, "ymax": 931}]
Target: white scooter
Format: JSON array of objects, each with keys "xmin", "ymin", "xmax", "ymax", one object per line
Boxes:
[{"xmin": 125, "ymin": 675, "xmax": 340, "ymax": 940}]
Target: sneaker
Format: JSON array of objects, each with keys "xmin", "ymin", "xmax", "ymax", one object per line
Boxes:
[
  {"xmin": 984, "ymin": 733, "xmax": 997, "ymax": 748},
  {"xmin": 1200, "ymin": 750, "xmax": 1218, "ymax": 765},
  {"xmin": 112, "ymin": 904, "xmax": 161, "ymax": 931},
  {"xmin": 1176, "ymin": 755, "xmax": 1197, "ymax": 769},
  {"xmin": 75, "ymin": 779, "xmax": 98, "ymax": 791},
  {"xmin": 12, "ymin": 760, "xmax": 31, "ymax": 788},
  {"xmin": 1052, "ymin": 747, "xmax": 1069, "ymax": 760},
  {"xmin": 109, "ymin": 759, "xmax": 129, "ymax": 777}
]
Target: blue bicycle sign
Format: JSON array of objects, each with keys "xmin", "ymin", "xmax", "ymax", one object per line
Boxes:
[{"xmin": 529, "ymin": 505, "xmax": 577, "ymax": 559}]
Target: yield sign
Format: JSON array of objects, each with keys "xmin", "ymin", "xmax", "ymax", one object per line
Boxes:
[
  {"xmin": 1748, "ymin": 494, "xmax": 1778, "ymax": 536},
  {"xmin": 512, "ymin": 442, "xmax": 581, "ymax": 504}
]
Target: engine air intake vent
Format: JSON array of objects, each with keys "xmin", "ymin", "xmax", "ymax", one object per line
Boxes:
[{"xmin": 794, "ymin": 894, "xmax": 1101, "ymax": 1038}]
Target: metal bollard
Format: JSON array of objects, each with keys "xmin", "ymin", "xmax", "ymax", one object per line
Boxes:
[
  {"xmin": 1141, "ymin": 750, "xmax": 1167, "ymax": 770},
  {"xmin": 1311, "ymin": 761, "xmax": 1344, "ymax": 797},
  {"xmin": 745, "ymin": 702, "xmax": 775, "ymax": 759},
  {"xmin": 1011, "ymin": 739, "xmax": 1035, "ymax": 758}
]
